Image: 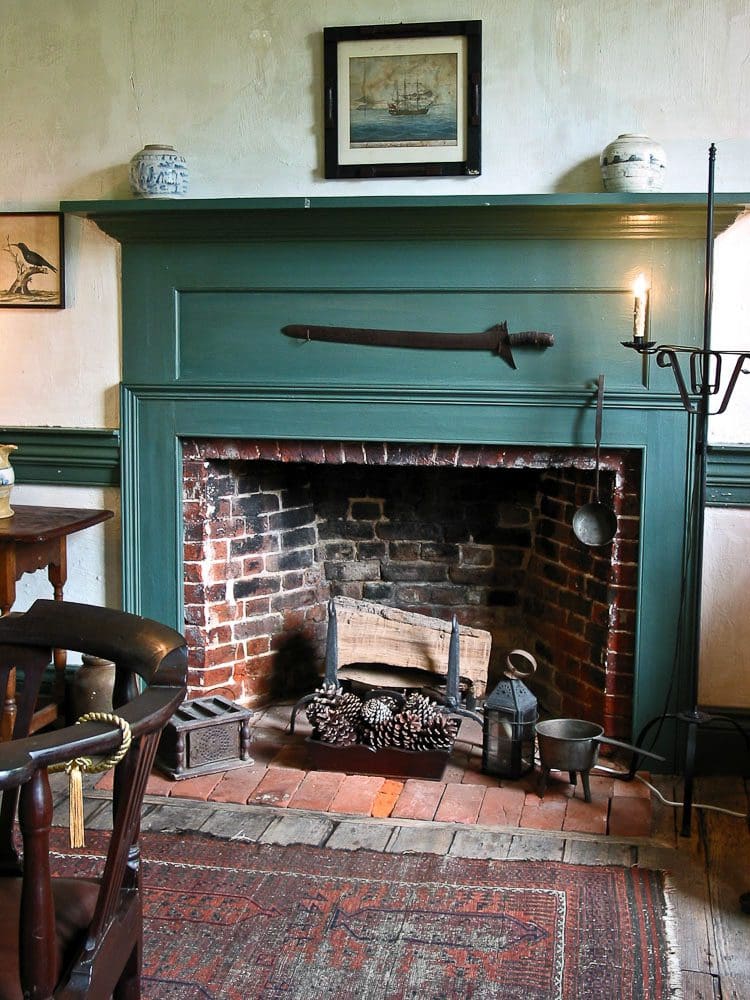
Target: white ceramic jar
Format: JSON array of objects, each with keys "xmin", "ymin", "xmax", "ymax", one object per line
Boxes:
[
  {"xmin": 129, "ymin": 144, "xmax": 189, "ymax": 198},
  {"xmin": 600, "ymin": 134, "xmax": 666, "ymax": 192},
  {"xmin": 0, "ymin": 444, "xmax": 17, "ymax": 519}
]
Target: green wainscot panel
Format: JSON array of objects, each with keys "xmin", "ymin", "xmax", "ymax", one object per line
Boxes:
[
  {"xmin": 177, "ymin": 288, "xmax": 644, "ymax": 389},
  {"xmin": 0, "ymin": 427, "xmax": 119, "ymax": 486},
  {"xmin": 706, "ymin": 447, "xmax": 750, "ymax": 506}
]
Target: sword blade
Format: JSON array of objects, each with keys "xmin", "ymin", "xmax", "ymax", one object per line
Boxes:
[{"xmin": 282, "ymin": 323, "xmax": 502, "ymax": 352}]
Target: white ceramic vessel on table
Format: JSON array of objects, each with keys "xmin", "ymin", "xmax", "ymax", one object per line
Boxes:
[{"xmin": 0, "ymin": 445, "xmax": 17, "ymax": 519}]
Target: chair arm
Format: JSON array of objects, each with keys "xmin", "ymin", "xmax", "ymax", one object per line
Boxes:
[{"xmin": 0, "ymin": 686, "xmax": 185, "ymax": 792}]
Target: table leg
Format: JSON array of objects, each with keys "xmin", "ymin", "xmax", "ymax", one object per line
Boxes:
[
  {"xmin": 47, "ymin": 545, "xmax": 68, "ymax": 715},
  {"xmin": 0, "ymin": 668, "xmax": 15, "ymax": 741},
  {"xmin": 0, "ymin": 601, "xmax": 14, "ymax": 741}
]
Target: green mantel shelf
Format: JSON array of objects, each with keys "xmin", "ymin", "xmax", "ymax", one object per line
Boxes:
[{"xmin": 61, "ymin": 192, "xmax": 750, "ymax": 242}]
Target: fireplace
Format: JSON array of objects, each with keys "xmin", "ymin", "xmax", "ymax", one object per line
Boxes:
[
  {"xmin": 64, "ymin": 193, "xmax": 748, "ymax": 766},
  {"xmin": 183, "ymin": 437, "xmax": 639, "ymax": 740}
]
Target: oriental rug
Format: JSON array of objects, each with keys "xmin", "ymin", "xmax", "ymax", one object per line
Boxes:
[{"xmin": 51, "ymin": 830, "xmax": 679, "ymax": 1000}]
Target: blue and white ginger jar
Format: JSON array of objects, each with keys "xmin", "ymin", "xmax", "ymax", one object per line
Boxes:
[
  {"xmin": 600, "ymin": 133, "xmax": 666, "ymax": 192},
  {"xmin": 129, "ymin": 144, "xmax": 189, "ymax": 198}
]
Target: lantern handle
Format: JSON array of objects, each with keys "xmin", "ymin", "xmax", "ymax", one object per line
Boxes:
[{"xmin": 504, "ymin": 649, "xmax": 537, "ymax": 680}]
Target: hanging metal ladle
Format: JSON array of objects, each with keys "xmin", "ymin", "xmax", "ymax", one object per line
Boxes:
[{"xmin": 572, "ymin": 374, "xmax": 617, "ymax": 546}]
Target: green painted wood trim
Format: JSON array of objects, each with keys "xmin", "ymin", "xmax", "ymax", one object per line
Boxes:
[
  {"xmin": 706, "ymin": 446, "xmax": 750, "ymax": 506},
  {"xmin": 118, "ymin": 384, "xmax": 694, "ymax": 770},
  {"xmin": 61, "ymin": 193, "xmax": 750, "ymax": 241},
  {"xmin": 0, "ymin": 427, "xmax": 120, "ymax": 486}
]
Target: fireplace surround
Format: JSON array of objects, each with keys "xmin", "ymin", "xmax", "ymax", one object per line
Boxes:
[{"xmin": 63, "ymin": 193, "xmax": 750, "ymax": 767}]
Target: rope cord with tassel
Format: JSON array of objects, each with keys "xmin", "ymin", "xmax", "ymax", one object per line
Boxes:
[{"xmin": 49, "ymin": 712, "xmax": 132, "ymax": 848}]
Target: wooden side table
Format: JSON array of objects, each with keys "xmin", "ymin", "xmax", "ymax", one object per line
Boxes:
[{"xmin": 0, "ymin": 505, "xmax": 114, "ymax": 738}]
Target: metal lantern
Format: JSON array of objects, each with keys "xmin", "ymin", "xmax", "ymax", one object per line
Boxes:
[{"xmin": 482, "ymin": 650, "xmax": 538, "ymax": 778}]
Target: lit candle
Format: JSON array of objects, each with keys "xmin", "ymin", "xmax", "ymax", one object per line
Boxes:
[{"xmin": 633, "ymin": 273, "xmax": 649, "ymax": 341}]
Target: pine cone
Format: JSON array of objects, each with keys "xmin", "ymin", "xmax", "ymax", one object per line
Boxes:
[
  {"xmin": 338, "ymin": 690, "xmax": 364, "ymax": 723},
  {"xmin": 361, "ymin": 697, "xmax": 394, "ymax": 727},
  {"xmin": 374, "ymin": 709, "xmax": 422, "ymax": 750},
  {"xmin": 409, "ymin": 713, "xmax": 459, "ymax": 751},
  {"xmin": 306, "ymin": 684, "xmax": 363, "ymax": 745},
  {"xmin": 359, "ymin": 696, "xmax": 396, "ymax": 748},
  {"xmin": 404, "ymin": 693, "xmax": 440, "ymax": 725},
  {"xmin": 316, "ymin": 713, "xmax": 358, "ymax": 746},
  {"xmin": 305, "ymin": 683, "xmax": 341, "ymax": 728}
]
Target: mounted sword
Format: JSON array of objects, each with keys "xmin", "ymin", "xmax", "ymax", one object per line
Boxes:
[{"xmin": 282, "ymin": 321, "xmax": 554, "ymax": 371}]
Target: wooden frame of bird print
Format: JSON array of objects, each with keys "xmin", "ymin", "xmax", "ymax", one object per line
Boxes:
[
  {"xmin": 0, "ymin": 212, "xmax": 64, "ymax": 308},
  {"xmin": 323, "ymin": 20, "xmax": 482, "ymax": 179}
]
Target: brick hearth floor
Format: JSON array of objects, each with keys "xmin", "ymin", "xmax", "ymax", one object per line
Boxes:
[{"xmin": 96, "ymin": 703, "xmax": 654, "ymax": 838}]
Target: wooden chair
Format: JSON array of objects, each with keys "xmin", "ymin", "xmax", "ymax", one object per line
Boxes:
[{"xmin": 0, "ymin": 599, "xmax": 187, "ymax": 1000}]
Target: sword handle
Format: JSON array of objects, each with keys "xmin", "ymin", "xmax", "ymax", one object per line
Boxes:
[{"xmin": 507, "ymin": 332, "xmax": 555, "ymax": 348}]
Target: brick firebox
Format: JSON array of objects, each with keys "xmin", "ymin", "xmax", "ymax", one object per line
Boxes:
[{"xmin": 183, "ymin": 439, "xmax": 640, "ymax": 741}]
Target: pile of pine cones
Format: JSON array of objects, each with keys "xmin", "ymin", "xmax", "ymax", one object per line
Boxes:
[{"xmin": 305, "ymin": 684, "xmax": 459, "ymax": 752}]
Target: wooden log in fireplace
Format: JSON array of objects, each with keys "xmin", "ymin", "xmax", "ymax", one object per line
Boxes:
[{"xmin": 331, "ymin": 596, "xmax": 491, "ymax": 698}]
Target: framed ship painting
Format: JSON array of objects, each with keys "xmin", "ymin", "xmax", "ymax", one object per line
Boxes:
[
  {"xmin": 0, "ymin": 212, "xmax": 64, "ymax": 309},
  {"xmin": 324, "ymin": 20, "xmax": 481, "ymax": 179}
]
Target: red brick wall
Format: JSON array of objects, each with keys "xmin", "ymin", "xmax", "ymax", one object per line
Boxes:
[
  {"xmin": 523, "ymin": 450, "xmax": 640, "ymax": 739},
  {"xmin": 182, "ymin": 439, "xmax": 639, "ymax": 734}
]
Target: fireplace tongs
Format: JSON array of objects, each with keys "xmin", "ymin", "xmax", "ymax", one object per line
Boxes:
[
  {"xmin": 289, "ymin": 600, "xmax": 482, "ymax": 735},
  {"xmin": 282, "ymin": 322, "xmax": 554, "ymax": 370}
]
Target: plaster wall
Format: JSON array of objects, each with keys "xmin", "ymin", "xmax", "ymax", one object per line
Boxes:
[{"xmin": 0, "ymin": 0, "xmax": 748, "ymax": 700}]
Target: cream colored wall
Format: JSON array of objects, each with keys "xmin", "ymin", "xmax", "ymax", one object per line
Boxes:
[
  {"xmin": 1, "ymin": 1, "xmax": 749, "ymax": 703},
  {"xmin": 700, "ymin": 214, "xmax": 750, "ymax": 707}
]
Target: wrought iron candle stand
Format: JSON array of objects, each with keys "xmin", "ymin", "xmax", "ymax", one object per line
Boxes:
[{"xmin": 622, "ymin": 143, "xmax": 750, "ymax": 837}]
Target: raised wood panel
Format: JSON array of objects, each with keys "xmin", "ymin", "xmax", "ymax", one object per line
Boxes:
[
  {"xmin": 120, "ymin": 234, "xmax": 706, "ymax": 397},
  {"xmin": 177, "ymin": 288, "xmax": 640, "ymax": 388}
]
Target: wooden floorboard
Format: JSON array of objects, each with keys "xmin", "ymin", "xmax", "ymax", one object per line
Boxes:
[
  {"xmin": 696, "ymin": 778, "xmax": 750, "ymax": 980},
  {"xmin": 639, "ymin": 832, "xmax": 715, "ymax": 978},
  {"xmin": 680, "ymin": 970, "xmax": 720, "ymax": 999}
]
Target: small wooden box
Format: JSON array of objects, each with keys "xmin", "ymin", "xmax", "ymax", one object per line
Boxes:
[{"xmin": 156, "ymin": 695, "xmax": 253, "ymax": 780}]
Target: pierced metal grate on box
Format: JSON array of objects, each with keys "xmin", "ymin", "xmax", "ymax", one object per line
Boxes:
[{"xmin": 156, "ymin": 695, "xmax": 253, "ymax": 780}]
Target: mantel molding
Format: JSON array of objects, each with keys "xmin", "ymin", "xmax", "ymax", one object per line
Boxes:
[{"xmin": 61, "ymin": 193, "xmax": 750, "ymax": 242}]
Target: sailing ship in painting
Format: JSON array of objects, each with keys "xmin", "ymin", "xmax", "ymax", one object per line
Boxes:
[
  {"xmin": 388, "ymin": 80, "xmax": 434, "ymax": 116},
  {"xmin": 348, "ymin": 52, "xmax": 457, "ymax": 147}
]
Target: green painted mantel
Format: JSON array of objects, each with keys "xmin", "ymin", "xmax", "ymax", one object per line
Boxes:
[
  {"xmin": 63, "ymin": 192, "xmax": 750, "ymax": 242},
  {"xmin": 62, "ymin": 193, "xmax": 750, "ymax": 770}
]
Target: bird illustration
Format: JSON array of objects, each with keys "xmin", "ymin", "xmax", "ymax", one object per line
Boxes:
[{"xmin": 11, "ymin": 242, "xmax": 57, "ymax": 272}]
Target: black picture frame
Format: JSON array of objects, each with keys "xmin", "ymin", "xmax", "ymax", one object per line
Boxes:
[
  {"xmin": 0, "ymin": 212, "xmax": 64, "ymax": 309},
  {"xmin": 324, "ymin": 20, "xmax": 481, "ymax": 179}
]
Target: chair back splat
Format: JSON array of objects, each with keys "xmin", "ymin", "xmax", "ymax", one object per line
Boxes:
[{"xmin": 0, "ymin": 599, "xmax": 187, "ymax": 1000}]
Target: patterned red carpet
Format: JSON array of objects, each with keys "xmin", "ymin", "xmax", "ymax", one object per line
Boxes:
[{"xmin": 52, "ymin": 831, "xmax": 678, "ymax": 999}]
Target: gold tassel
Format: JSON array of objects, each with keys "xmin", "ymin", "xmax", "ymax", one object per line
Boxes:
[{"xmin": 68, "ymin": 761, "xmax": 85, "ymax": 849}]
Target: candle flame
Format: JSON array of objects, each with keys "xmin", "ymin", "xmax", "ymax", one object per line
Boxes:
[{"xmin": 633, "ymin": 273, "xmax": 649, "ymax": 298}]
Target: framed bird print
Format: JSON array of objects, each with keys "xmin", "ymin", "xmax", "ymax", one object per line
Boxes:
[{"xmin": 0, "ymin": 212, "xmax": 64, "ymax": 308}]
